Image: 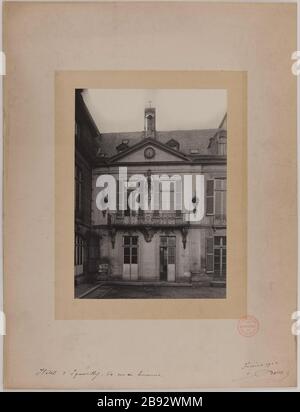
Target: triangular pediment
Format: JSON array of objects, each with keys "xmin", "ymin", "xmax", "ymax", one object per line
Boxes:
[{"xmin": 108, "ymin": 138, "xmax": 190, "ymax": 163}]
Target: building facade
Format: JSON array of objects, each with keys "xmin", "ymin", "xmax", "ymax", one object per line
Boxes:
[{"xmin": 75, "ymin": 90, "xmax": 227, "ymax": 285}]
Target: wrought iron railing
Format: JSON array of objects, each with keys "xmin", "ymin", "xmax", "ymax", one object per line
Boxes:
[{"xmin": 108, "ymin": 211, "xmax": 189, "ymax": 226}]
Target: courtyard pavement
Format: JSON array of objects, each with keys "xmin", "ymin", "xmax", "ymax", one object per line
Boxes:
[{"xmin": 80, "ymin": 284, "xmax": 226, "ymax": 299}]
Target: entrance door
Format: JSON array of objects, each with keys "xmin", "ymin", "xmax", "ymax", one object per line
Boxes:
[
  {"xmin": 159, "ymin": 236, "xmax": 176, "ymax": 281},
  {"xmin": 214, "ymin": 236, "xmax": 226, "ymax": 277},
  {"xmin": 159, "ymin": 246, "xmax": 168, "ymax": 281},
  {"xmin": 123, "ymin": 236, "xmax": 138, "ymax": 280}
]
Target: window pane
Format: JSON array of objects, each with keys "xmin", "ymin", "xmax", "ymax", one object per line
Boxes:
[
  {"xmin": 131, "ymin": 255, "xmax": 137, "ymax": 264},
  {"xmin": 168, "ymin": 246, "xmax": 175, "ymax": 264},
  {"xmin": 214, "ymin": 249, "xmax": 221, "ymax": 257},
  {"xmin": 168, "ymin": 254, "xmax": 175, "ymax": 264},
  {"xmin": 124, "ymin": 237, "xmax": 130, "ymax": 245},
  {"xmin": 124, "ymin": 247, "xmax": 130, "ymax": 256},
  {"xmin": 215, "ymin": 179, "xmax": 223, "ymax": 190},
  {"xmin": 124, "ymin": 255, "xmax": 130, "ymax": 264},
  {"xmin": 168, "ymin": 237, "xmax": 176, "ymax": 246},
  {"xmin": 215, "ymin": 191, "xmax": 222, "ymax": 215},
  {"xmin": 160, "ymin": 237, "xmax": 167, "ymax": 245},
  {"xmin": 132, "ymin": 237, "xmax": 138, "ymax": 245},
  {"xmin": 131, "ymin": 247, "xmax": 137, "ymax": 256},
  {"xmin": 214, "ymin": 236, "xmax": 221, "ymax": 246}
]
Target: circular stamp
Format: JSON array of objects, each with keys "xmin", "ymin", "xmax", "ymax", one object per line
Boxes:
[{"xmin": 237, "ymin": 315, "xmax": 259, "ymax": 337}]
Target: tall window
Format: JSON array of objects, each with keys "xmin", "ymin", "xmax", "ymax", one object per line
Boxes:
[
  {"xmin": 206, "ymin": 178, "xmax": 226, "ymax": 216},
  {"xmin": 123, "ymin": 236, "xmax": 138, "ymax": 264},
  {"xmin": 159, "ymin": 177, "xmax": 182, "ymax": 212},
  {"xmin": 206, "ymin": 235, "xmax": 226, "ymax": 276},
  {"xmin": 206, "ymin": 180, "xmax": 214, "ymax": 215},
  {"xmin": 75, "ymin": 165, "xmax": 83, "ymax": 212},
  {"xmin": 213, "ymin": 236, "xmax": 226, "ymax": 276},
  {"xmin": 214, "ymin": 179, "xmax": 226, "ymax": 218},
  {"xmin": 124, "ymin": 189, "xmax": 135, "ymax": 216},
  {"xmin": 160, "ymin": 236, "xmax": 176, "ymax": 264}
]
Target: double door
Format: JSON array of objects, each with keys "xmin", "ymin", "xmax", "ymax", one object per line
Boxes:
[
  {"xmin": 123, "ymin": 236, "xmax": 138, "ymax": 280},
  {"xmin": 159, "ymin": 236, "xmax": 176, "ymax": 282}
]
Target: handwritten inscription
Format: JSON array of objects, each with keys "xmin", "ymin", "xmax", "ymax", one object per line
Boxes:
[
  {"xmin": 233, "ymin": 360, "xmax": 289, "ymax": 382},
  {"xmin": 35, "ymin": 368, "xmax": 161, "ymax": 382}
]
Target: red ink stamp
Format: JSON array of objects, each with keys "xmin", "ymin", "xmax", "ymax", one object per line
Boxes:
[{"xmin": 237, "ymin": 315, "xmax": 259, "ymax": 337}]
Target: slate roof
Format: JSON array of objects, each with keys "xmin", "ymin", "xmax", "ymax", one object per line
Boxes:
[{"xmin": 98, "ymin": 128, "xmax": 221, "ymax": 158}]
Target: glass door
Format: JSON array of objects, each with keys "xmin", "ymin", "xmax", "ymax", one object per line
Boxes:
[{"xmin": 123, "ymin": 236, "xmax": 138, "ymax": 280}]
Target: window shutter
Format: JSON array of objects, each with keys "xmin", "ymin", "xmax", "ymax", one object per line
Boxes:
[
  {"xmin": 206, "ymin": 179, "xmax": 214, "ymax": 215},
  {"xmin": 206, "ymin": 237, "xmax": 214, "ymax": 273}
]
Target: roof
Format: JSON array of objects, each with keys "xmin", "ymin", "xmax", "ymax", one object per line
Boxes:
[
  {"xmin": 99, "ymin": 128, "xmax": 220, "ymax": 158},
  {"xmin": 109, "ymin": 137, "xmax": 190, "ymax": 163}
]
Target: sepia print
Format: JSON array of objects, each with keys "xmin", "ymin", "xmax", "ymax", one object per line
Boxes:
[{"xmin": 74, "ymin": 89, "xmax": 227, "ymax": 299}]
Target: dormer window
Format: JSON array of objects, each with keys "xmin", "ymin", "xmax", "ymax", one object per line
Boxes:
[
  {"xmin": 116, "ymin": 141, "xmax": 129, "ymax": 152},
  {"xmin": 166, "ymin": 139, "xmax": 180, "ymax": 151},
  {"xmin": 218, "ymin": 141, "xmax": 226, "ymax": 155}
]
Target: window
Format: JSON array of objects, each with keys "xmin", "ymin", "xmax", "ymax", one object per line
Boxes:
[
  {"xmin": 75, "ymin": 235, "xmax": 85, "ymax": 266},
  {"xmin": 206, "ymin": 235, "xmax": 226, "ymax": 276},
  {"xmin": 213, "ymin": 236, "xmax": 226, "ymax": 276},
  {"xmin": 206, "ymin": 180, "xmax": 214, "ymax": 215},
  {"xmin": 206, "ymin": 237, "xmax": 214, "ymax": 273},
  {"xmin": 166, "ymin": 139, "xmax": 180, "ymax": 151},
  {"xmin": 124, "ymin": 189, "xmax": 134, "ymax": 216},
  {"xmin": 160, "ymin": 236, "xmax": 176, "ymax": 264},
  {"xmin": 214, "ymin": 179, "xmax": 226, "ymax": 218},
  {"xmin": 206, "ymin": 178, "xmax": 226, "ymax": 217},
  {"xmin": 159, "ymin": 176, "xmax": 182, "ymax": 212},
  {"xmin": 75, "ymin": 165, "xmax": 83, "ymax": 212},
  {"xmin": 218, "ymin": 142, "xmax": 226, "ymax": 155},
  {"xmin": 123, "ymin": 236, "xmax": 138, "ymax": 264}
]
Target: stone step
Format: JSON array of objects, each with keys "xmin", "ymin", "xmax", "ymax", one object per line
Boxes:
[{"xmin": 102, "ymin": 280, "xmax": 192, "ymax": 287}]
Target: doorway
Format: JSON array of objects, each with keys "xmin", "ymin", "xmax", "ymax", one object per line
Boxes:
[
  {"xmin": 123, "ymin": 235, "xmax": 138, "ymax": 280},
  {"xmin": 159, "ymin": 236, "xmax": 176, "ymax": 281}
]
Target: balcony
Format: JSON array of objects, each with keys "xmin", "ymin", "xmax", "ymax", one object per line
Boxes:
[
  {"xmin": 108, "ymin": 211, "xmax": 189, "ymax": 228},
  {"xmin": 107, "ymin": 211, "xmax": 190, "ymax": 248}
]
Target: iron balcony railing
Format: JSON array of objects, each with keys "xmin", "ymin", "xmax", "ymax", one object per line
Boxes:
[{"xmin": 108, "ymin": 211, "xmax": 190, "ymax": 227}]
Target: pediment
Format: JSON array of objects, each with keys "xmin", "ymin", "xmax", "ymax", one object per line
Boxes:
[{"xmin": 109, "ymin": 139, "xmax": 190, "ymax": 164}]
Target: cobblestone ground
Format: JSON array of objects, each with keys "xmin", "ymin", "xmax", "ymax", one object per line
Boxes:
[{"xmin": 82, "ymin": 285, "xmax": 226, "ymax": 299}]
